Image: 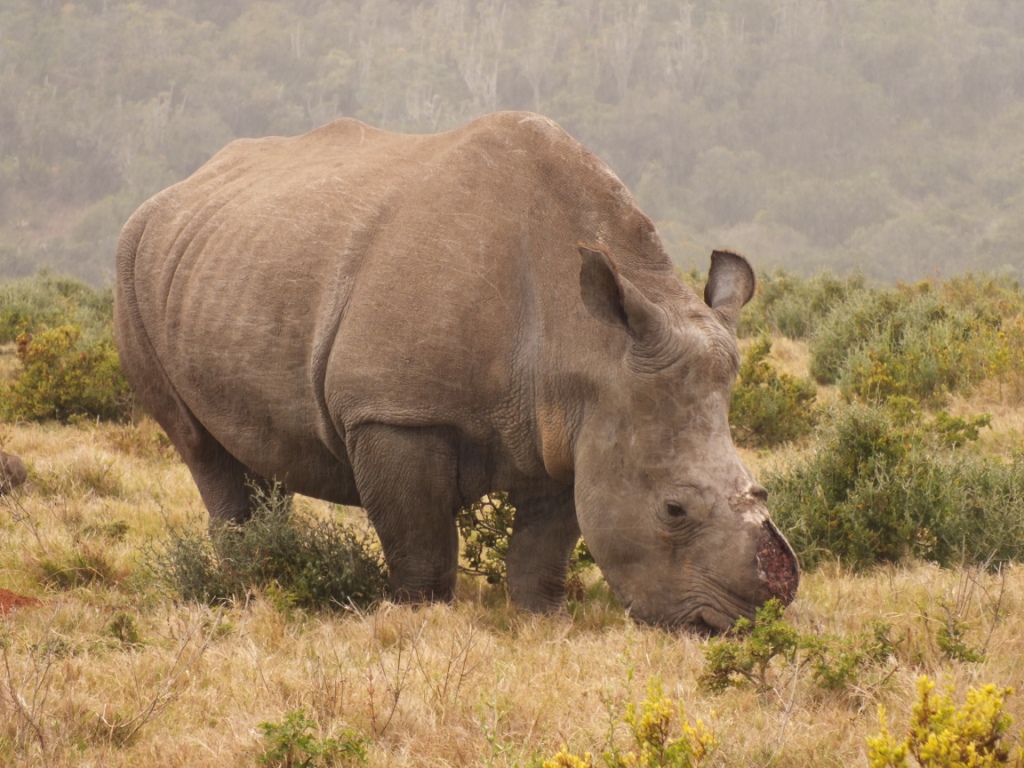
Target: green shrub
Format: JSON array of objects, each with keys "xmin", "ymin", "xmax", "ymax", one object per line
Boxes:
[
  {"xmin": 868, "ymin": 676, "xmax": 1022, "ymax": 767},
  {"xmin": 938, "ymin": 273, "xmax": 1024, "ymax": 321},
  {"xmin": 766, "ymin": 401, "xmax": 1024, "ymax": 571},
  {"xmin": 3, "ymin": 324, "xmax": 132, "ymax": 423},
  {"xmin": 698, "ymin": 599, "xmax": 800, "ymax": 694},
  {"xmin": 768, "ymin": 401, "xmax": 917, "ymax": 569},
  {"xmin": 934, "ymin": 613, "xmax": 986, "ymax": 665},
  {"xmin": 808, "ymin": 287, "xmax": 906, "ymax": 384},
  {"xmin": 803, "ymin": 620, "xmax": 896, "ymax": 692},
  {"xmin": 0, "ymin": 272, "xmax": 130, "ymax": 424},
  {"xmin": 837, "ymin": 314, "xmax": 985, "ymax": 405},
  {"xmin": 740, "ymin": 270, "xmax": 867, "ymax": 340},
  {"xmin": 699, "ymin": 599, "xmax": 896, "ymax": 697},
  {"xmin": 457, "ymin": 492, "xmax": 515, "ymax": 586},
  {"xmin": 0, "ymin": 271, "xmax": 113, "ymax": 344},
  {"xmin": 939, "ymin": 275, "xmax": 1024, "ymax": 403},
  {"xmin": 456, "ymin": 491, "xmax": 594, "ymax": 593},
  {"xmin": 809, "ymin": 284, "xmax": 998, "ymax": 404},
  {"xmin": 739, "ymin": 273, "xmax": 1024, "ymax": 406},
  {"xmin": 730, "ymin": 335, "xmax": 817, "ymax": 447},
  {"xmin": 987, "ymin": 315, "xmax": 1024, "ymax": 404},
  {"xmin": 258, "ymin": 709, "xmax": 368, "ymax": 767},
  {"xmin": 150, "ymin": 484, "xmax": 388, "ymax": 611}
]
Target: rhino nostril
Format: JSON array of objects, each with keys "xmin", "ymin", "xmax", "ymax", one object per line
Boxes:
[
  {"xmin": 756, "ymin": 521, "xmax": 799, "ymax": 605},
  {"xmin": 751, "ymin": 484, "xmax": 768, "ymax": 503}
]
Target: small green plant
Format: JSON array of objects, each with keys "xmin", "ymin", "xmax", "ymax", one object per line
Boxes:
[
  {"xmin": 604, "ymin": 680, "xmax": 716, "ymax": 767},
  {"xmin": 698, "ymin": 599, "xmax": 800, "ymax": 694},
  {"xmin": 36, "ymin": 542, "xmax": 119, "ymax": 589},
  {"xmin": 108, "ymin": 611, "xmax": 143, "ymax": 650},
  {"xmin": 868, "ymin": 676, "xmax": 1022, "ymax": 767},
  {"xmin": 932, "ymin": 601, "xmax": 986, "ymax": 664},
  {"xmin": 729, "ymin": 335, "xmax": 817, "ymax": 447},
  {"xmin": 935, "ymin": 618, "xmax": 985, "ymax": 665},
  {"xmin": 922, "ymin": 567, "xmax": 999, "ymax": 665},
  {"xmin": 543, "ymin": 679, "xmax": 716, "ymax": 768},
  {"xmin": 802, "ymin": 620, "xmax": 896, "ymax": 692},
  {"xmin": 699, "ymin": 600, "xmax": 896, "ymax": 696},
  {"xmin": 931, "ymin": 411, "xmax": 993, "ymax": 449},
  {"xmin": 150, "ymin": 484, "xmax": 388, "ymax": 611},
  {"xmin": 3, "ymin": 324, "xmax": 131, "ymax": 423},
  {"xmin": 258, "ymin": 709, "xmax": 368, "ymax": 767}
]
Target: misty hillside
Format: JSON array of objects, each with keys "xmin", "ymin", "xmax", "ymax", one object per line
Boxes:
[{"xmin": 1, "ymin": 0, "xmax": 1023, "ymax": 285}]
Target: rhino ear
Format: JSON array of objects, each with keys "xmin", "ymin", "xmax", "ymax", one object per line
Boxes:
[
  {"xmin": 578, "ymin": 243, "xmax": 665, "ymax": 342},
  {"xmin": 704, "ymin": 250, "xmax": 756, "ymax": 331}
]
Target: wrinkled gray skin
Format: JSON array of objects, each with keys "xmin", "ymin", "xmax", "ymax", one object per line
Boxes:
[
  {"xmin": 114, "ymin": 111, "xmax": 798, "ymax": 631},
  {"xmin": 0, "ymin": 450, "xmax": 27, "ymax": 494}
]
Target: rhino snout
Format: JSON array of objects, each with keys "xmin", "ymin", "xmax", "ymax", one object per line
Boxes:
[{"xmin": 756, "ymin": 520, "xmax": 799, "ymax": 606}]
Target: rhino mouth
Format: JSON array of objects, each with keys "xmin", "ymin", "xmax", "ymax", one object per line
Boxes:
[
  {"xmin": 692, "ymin": 607, "xmax": 738, "ymax": 636},
  {"xmin": 658, "ymin": 591, "xmax": 761, "ymax": 635},
  {"xmin": 676, "ymin": 546, "xmax": 797, "ymax": 635},
  {"xmin": 627, "ymin": 602, "xmax": 735, "ymax": 636},
  {"xmin": 617, "ymin": 521, "xmax": 800, "ymax": 634}
]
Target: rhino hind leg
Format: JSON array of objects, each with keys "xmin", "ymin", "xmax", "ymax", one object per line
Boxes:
[
  {"xmin": 125, "ymin": 359, "xmax": 271, "ymax": 526},
  {"xmin": 117, "ymin": 277, "xmax": 273, "ymax": 527},
  {"xmin": 129, "ymin": 380, "xmax": 269, "ymax": 526},
  {"xmin": 506, "ymin": 489, "xmax": 580, "ymax": 613},
  {"xmin": 348, "ymin": 423, "xmax": 459, "ymax": 603},
  {"xmin": 172, "ymin": 422, "xmax": 279, "ymax": 527},
  {"xmin": 195, "ymin": 453, "xmax": 283, "ymax": 528}
]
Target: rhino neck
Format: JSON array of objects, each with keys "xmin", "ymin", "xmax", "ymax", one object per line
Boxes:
[{"xmin": 529, "ymin": 271, "xmax": 685, "ymax": 488}]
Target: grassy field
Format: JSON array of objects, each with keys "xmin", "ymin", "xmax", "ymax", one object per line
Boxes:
[{"xmin": 1, "ymin": 338, "xmax": 1024, "ymax": 767}]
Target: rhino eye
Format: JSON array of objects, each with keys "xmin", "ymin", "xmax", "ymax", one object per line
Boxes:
[{"xmin": 666, "ymin": 502, "xmax": 688, "ymax": 518}]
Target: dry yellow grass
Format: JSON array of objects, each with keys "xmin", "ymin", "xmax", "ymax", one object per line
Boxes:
[{"xmin": 1, "ymin": 410, "xmax": 1023, "ymax": 765}]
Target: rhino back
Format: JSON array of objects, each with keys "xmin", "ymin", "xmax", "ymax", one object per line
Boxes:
[{"xmin": 119, "ymin": 111, "xmax": 682, "ymax": 498}]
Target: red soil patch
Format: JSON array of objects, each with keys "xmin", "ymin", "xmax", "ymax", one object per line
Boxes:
[{"xmin": 0, "ymin": 588, "xmax": 44, "ymax": 616}]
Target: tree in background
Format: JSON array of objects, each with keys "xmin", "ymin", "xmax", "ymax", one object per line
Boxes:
[{"xmin": 1, "ymin": 0, "xmax": 1023, "ymax": 284}]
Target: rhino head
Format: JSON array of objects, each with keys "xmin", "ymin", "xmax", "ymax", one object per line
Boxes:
[{"xmin": 573, "ymin": 246, "xmax": 799, "ymax": 632}]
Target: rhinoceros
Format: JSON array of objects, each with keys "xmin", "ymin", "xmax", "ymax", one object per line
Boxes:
[{"xmin": 114, "ymin": 111, "xmax": 798, "ymax": 631}]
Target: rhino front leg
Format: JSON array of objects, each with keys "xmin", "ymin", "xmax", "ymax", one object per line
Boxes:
[
  {"xmin": 348, "ymin": 423, "xmax": 460, "ymax": 603},
  {"xmin": 506, "ymin": 488, "xmax": 580, "ymax": 613}
]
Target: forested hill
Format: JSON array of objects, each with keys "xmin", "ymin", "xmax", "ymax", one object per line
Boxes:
[{"xmin": 2, "ymin": 0, "xmax": 1023, "ymax": 285}]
